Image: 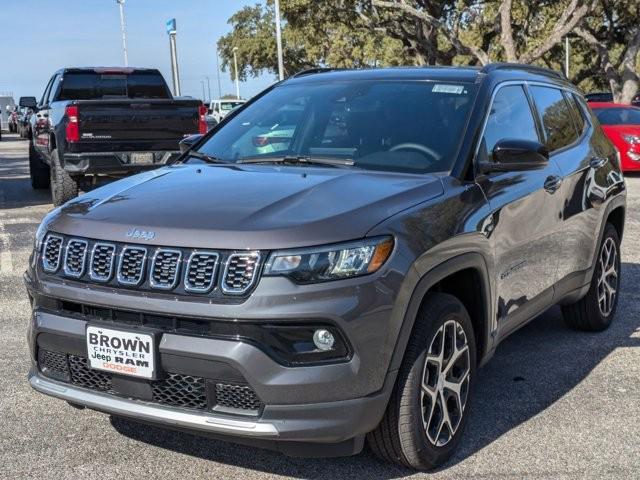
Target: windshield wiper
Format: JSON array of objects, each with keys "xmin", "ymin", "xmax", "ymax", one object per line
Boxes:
[
  {"xmin": 187, "ymin": 151, "xmax": 229, "ymax": 164},
  {"xmin": 238, "ymin": 155, "xmax": 355, "ymax": 167}
]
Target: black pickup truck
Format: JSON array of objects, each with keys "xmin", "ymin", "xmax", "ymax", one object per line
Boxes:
[{"xmin": 27, "ymin": 67, "xmax": 207, "ymax": 205}]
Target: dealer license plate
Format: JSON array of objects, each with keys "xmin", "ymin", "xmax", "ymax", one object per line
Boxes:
[
  {"xmin": 86, "ymin": 326, "xmax": 155, "ymax": 379},
  {"xmin": 130, "ymin": 152, "xmax": 154, "ymax": 165}
]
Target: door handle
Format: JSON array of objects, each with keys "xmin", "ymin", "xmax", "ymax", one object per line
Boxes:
[
  {"xmin": 590, "ymin": 156, "xmax": 608, "ymax": 169},
  {"xmin": 544, "ymin": 175, "xmax": 562, "ymax": 194}
]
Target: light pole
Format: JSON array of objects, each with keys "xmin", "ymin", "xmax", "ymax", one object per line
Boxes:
[
  {"xmin": 116, "ymin": 0, "xmax": 128, "ymax": 66},
  {"xmin": 215, "ymin": 46, "xmax": 222, "ymax": 99},
  {"xmin": 274, "ymin": 0, "xmax": 284, "ymax": 80},
  {"xmin": 233, "ymin": 47, "xmax": 240, "ymax": 99},
  {"xmin": 200, "ymin": 80, "xmax": 206, "ymax": 102},
  {"xmin": 166, "ymin": 19, "xmax": 181, "ymax": 96},
  {"xmin": 205, "ymin": 76, "xmax": 211, "ymax": 103}
]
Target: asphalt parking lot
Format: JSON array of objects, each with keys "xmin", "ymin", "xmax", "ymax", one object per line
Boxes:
[{"xmin": 0, "ymin": 133, "xmax": 639, "ymax": 479}]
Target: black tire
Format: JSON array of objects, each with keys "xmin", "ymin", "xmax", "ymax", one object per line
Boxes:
[
  {"xmin": 50, "ymin": 148, "xmax": 78, "ymax": 206},
  {"xmin": 562, "ymin": 223, "xmax": 621, "ymax": 331},
  {"xmin": 368, "ymin": 293, "xmax": 476, "ymax": 470}
]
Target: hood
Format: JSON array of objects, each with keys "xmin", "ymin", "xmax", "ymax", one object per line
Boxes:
[{"xmin": 48, "ymin": 164, "xmax": 443, "ymax": 249}]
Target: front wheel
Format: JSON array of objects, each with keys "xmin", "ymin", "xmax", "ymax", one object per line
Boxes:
[
  {"xmin": 368, "ymin": 293, "xmax": 476, "ymax": 470},
  {"xmin": 562, "ymin": 223, "xmax": 621, "ymax": 331}
]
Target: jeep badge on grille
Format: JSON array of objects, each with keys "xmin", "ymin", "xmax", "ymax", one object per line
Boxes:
[{"xmin": 126, "ymin": 228, "xmax": 156, "ymax": 240}]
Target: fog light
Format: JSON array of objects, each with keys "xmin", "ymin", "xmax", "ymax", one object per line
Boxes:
[{"xmin": 313, "ymin": 329, "xmax": 335, "ymax": 351}]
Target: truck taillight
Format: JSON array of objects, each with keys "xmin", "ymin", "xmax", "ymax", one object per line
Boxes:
[
  {"xmin": 65, "ymin": 105, "xmax": 80, "ymax": 143},
  {"xmin": 198, "ymin": 105, "xmax": 207, "ymax": 134}
]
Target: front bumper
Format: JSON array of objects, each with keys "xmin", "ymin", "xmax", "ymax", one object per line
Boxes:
[
  {"xmin": 62, "ymin": 151, "xmax": 181, "ymax": 175},
  {"xmin": 25, "ymin": 260, "xmax": 403, "ymax": 453}
]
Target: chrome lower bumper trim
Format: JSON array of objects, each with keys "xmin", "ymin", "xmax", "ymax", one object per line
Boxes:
[{"xmin": 29, "ymin": 372, "xmax": 279, "ymax": 437}]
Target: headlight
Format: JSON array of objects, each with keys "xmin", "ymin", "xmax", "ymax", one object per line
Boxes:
[
  {"xmin": 264, "ymin": 236, "xmax": 394, "ymax": 284},
  {"xmin": 622, "ymin": 134, "xmax": 640, "ymax": 145}
]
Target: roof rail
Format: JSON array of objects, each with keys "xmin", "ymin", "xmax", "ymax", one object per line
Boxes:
[
  {"xmin": 480, "ymin": 63, "xmax": 565, "ymax": 80},
  {"xmin": 291, "ymin": 67, "xmax": 346, "ymax": 78}
]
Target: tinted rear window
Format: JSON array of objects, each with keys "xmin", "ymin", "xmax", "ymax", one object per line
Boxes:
[
  {"xmin": 530, "ymin": 86, "xmax": 579, "ymax": 151},
  {"xmin": 57, "ymin": 72, "xmax": 170, "ymax": 100},
  {"xmin": 594, "ymin": 107, "xmax": 640, "ymax": 125}
]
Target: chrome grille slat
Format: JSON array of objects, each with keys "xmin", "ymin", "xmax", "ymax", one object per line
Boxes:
[
  {"xmin": 42, "ymin": 234, "xmax": 63, "ymax": 273},
  {"xmin": 184, "ymin": 251, "xmax": 219, "ymax": 293},
  {"xmin": 222, "ymin": 252, "xmax": 261, "ymax": 295},
  {"xmin": 89, "ymin": 243, "xmax": 116, "ymax": 282},
  {"xmin": 117, "ymin": 246, "xmax": 147, "ymax": 286},
  {"xmin": 150, "ymin": 249, "xmax": 182, "ymax": 290},
  {"xmin": 63, "ymin": 239, "xmax": 88, "ymax": 278}
]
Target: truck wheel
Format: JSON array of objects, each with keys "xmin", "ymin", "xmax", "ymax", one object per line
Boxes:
[
  {"xmin": 50, "ymin": 149, "xmax": 78, "ymax": 206},
  {"xmin": 367, "ymin": 293, "xmax": 476, "ymax": 470},
  {"xmin": 562, "ymin": 223, "xmax": 621, "ymax": 331},
  {"xmin": 29, "ymin": 141, "xmax": 50, "ymax": 189}
]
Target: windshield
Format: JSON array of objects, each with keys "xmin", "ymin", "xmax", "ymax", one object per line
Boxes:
[
  {"xmin": 594, "ymin": 107, "xmax": 640, "ymax": 126},
  {"xmin": 195, "ymin": 80, "xmax": 477, "ymax": 174}
]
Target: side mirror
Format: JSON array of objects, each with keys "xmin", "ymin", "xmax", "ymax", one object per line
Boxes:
[
  {"xmin": 19, "ymin": 96, "xmax": 37, "ymax": 109},
  {"xmin": 179, "ymin": 134, "xmax": 204, "ymax": 153},
  {"xmin": 478, "ymin": 139, "xmax": 549, "ymax": 174}
]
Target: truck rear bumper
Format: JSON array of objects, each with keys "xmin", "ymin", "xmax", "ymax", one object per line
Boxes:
[{"xmin": 63, "ymin": 151, "xmax": 180, "ymax": 175}]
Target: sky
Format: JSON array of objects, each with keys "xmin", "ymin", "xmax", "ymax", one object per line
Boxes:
[{"xmin": 0, "ymin": 0, "xmax": 274, "ymax": 102}]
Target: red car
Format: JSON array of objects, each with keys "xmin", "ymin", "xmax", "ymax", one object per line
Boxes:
[{"xmin": 590, "ymin": 102, "xmax": 640, "ymax": 172}]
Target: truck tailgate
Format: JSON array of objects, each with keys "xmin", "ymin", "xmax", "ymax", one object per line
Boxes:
[{"xmin": 76, "ymin": 99, "xmax": 200, "ymax": 145}]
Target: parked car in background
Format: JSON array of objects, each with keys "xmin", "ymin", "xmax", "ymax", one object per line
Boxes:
[
  {"xmin": 27, "ymin": 67, "xmax": 208, "ymax": 205},
  {"xmin": 209, "ymin": 98, "xmax": 245, "ymax": 123},
  {"xmin": 8, "ymin": 105, "xmax": 20, "ymax": 133},
  {"xmin": 586, "ymin": 91, "xmax": 640, "ymax": 107},
  {"xmin": 0, "ymin": 96, "xmax": 16, "ymax": 132},
  {"xmin": 590, "ymin": 102, "xmax": 640, "ymax": 171},
  {"xmin": 27, "ymin": 64, "xmax": 625, "ymax": 470}
]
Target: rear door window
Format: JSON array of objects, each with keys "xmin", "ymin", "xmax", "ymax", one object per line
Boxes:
[
  {"xmin": 564, "ymin": 93, "xmax": 586, "ymax": 135},
  {"xmin": 529, "ymin": 86, "xmax": 579, "ymax": 152},
  {"xmin": 481, "ymin": 85, "xmax": 539, "ymax": 161}
]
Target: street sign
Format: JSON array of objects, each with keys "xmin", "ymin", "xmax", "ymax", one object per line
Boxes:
[{"xmin": 166, "ymin": 18, "xmax": 176, "ymax": 35}]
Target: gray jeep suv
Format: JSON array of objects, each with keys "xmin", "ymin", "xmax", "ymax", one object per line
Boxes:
[{"xmin": 26, "ymin": 64, "xmax": 626, "ymax": 470}]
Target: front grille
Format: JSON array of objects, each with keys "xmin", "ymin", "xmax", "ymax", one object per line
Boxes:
[
  {"xmin": 68, "ymin": 354, "xmax": 113, "ymax": 392},
  {"xmin": 42, "ymin": 234, "xmax": 63, "ymax": 272},
  {"xmin": 90, "ymin": 243, "xmax": 116, "ymax": 282},
  {"xmin": 150, "ymin": 249, "xmax": 182, "ymax": 289},
  {"xmin": 38, "ymin": 349, "xmax": 70, "ymax": 382},
  {"xmin": 63, "ymin": 239, "xmax": 88, "ymax": 278},
  {"xmin": 215, "ymin": 383, "xmax": 262, "ymax": 413},
  {"xmin": 222, "ymin": 253, "xmax": 261, "ymax": 294},
  {"xmin": 38, "ymin": 349, "xmax": 264, "ymax": 416},
  {"xmin": 117, "ymin": 246, "xmax": 147, "ymax": 285},
  {"xmin": 184, "ymin": 251, "xmax": 218, "ymax": 293},
  {"xmin": 152, "ymin": 373, "xmax": 207, "ymax": 409},
  {"xmin": 40, "ymin": 234, "xmax": 265, "ymax": 298}
]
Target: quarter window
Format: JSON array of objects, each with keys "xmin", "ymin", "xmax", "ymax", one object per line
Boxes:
[
  {"xmin": 529, "ymin": 86, "xmax": 578, "ymax": 152},
  {"xmin": 565, "ymin": 93, "xmax": 586, "ymax": 134},
  {"xmin": 481, "ymin": 85, "xmax": 539, "ymax": 161}
]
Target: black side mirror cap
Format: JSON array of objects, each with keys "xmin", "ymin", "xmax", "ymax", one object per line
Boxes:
[
  {"xmin": 478, "ymin": 139, "xmax": 549, "ymax": 174},
  {"xmin": 179, "ymin": 134, "xmax": 204, "ymax": 154}
]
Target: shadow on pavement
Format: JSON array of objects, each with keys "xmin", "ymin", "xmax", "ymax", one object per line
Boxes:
[{"xmin": 111, "ymin": 262, "xmax": 640, "ymax": 479}]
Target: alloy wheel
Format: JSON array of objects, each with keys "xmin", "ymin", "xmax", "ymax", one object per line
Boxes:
[
  {"xmin": 421, "ymin": 319, "xmax": 471, "ymax": 447},
  {"xmin": 597, "ymin": 237, "xmax": 618, "ymax": 317}
]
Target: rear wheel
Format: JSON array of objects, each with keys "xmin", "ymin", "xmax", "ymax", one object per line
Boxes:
[
  {"xmin": 50, "ymin": 148, "xmax": 78, "ymax": 205},
  {"xmin": 29, "ymin": 141, "xmax": 50, "ymax": 189},
  {"xmin": 368, "ymin": 293, "xmax": 476, "ymax": 470},
  {"xmin": 562, "ymin": 223, "xmax": 621, "ymax": 331}
]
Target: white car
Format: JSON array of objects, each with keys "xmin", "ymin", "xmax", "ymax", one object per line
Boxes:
[{"xmin": 209, "ymin": 99, "xmax": 245, "ymax": 123}]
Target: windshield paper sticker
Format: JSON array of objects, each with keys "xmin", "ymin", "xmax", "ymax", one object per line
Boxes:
[{"xmin": 432, "ymin": 84, "xmax": 465, "ymax": 94}]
